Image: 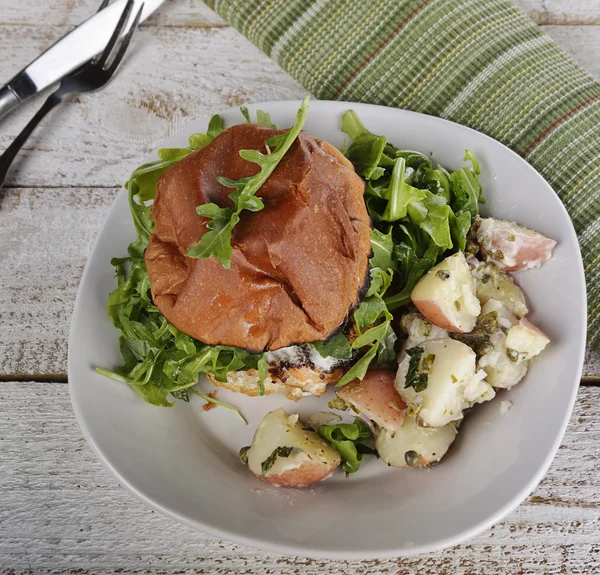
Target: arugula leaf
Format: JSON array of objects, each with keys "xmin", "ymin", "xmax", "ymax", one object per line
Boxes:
[
  {"xmin": 337, "ymin": 318, "xmax": 396, "ymax": 387},
  {"xmin": 261, "ymin": 446, "xmax": 294, "ymax": 474},
  {"xmin": 157, "ymin": 148, "xmax": 191, "ymax": 162},
  {"xmin": 370, "ymin": 228, "xmax": 396, "ymax": 271},
  {"xmin": 384, "ymin": 256, "xmax": 435, "ymax": 310},
  {"xmin": 449, "ymin": 151, "xmax": 482, "ymax": 218},
  {"xmin": 367, "ymin": 267, "xmax": 393, "ymax": 298},
  {"xmin": 312, "ymin": 333, "xmax": 352, "ymax": 361},
  {"xmin": 318, "ymin": 418, "xmax": 373, "ymax": 474},
  {"xmin": 189, "ymin": 133, "xmax": 213, "ymax": 150},
  {"xmin": 240, "ymin": 106, "xmax": 251, "ymax": 123},
  {"xmin": 353, "ymin": 296, "xmax": 389, "ymax": 333},
  {"xmin": 239, "ymin": 107, "xmax": 277, "ymax": 129},
  {"xmin": 185, "ymin": 95, "xmax": 310, "ymax": 268},
  {"xmin": 464, "ymin": 149, "xmax": 481, "ymax": 177},
  {"xmin": 341, "ymin": 110, "xmax": 391, "ymax": 179},
  {"xmin": 256, "ymin": 109, "xmax": 277, "ymax": 129},
  {"xmin": 127, "ymin": 116, "xmax": 225, "ymax": 202},
  {"xmin": 207, "ymin": 114, "xmax": 225, "ymax": 138},
  {"xmin": 408, "ymin": 192, "xmax": 453, "ymax": 249},
  {"xmin": 414, "ymin": 163, "xmax": 451, "ymax": 202},
  {"xmin": 381, "ymin": 157, "xmax": 427, "ymax": 222},
  {"xmin": 449, "ymin": 209, "xmax": 472, "ymax": 252}
]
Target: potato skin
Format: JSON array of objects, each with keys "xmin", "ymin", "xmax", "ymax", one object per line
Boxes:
[
  {"xmin": 376, "ymin": 415, "xmax": 457, "ymax": 468},
  {"xmin": 338, "ymin": 370, "xmax": 406, "ymax": 431},
  {"xmin": 411, "ymin": 300, "xmax": 463, "ymax": 333},
  {"xmin": 476, "ymin": 217, "xmax": 556, "ymax": 272},
  {"xmin": 260, "ymin": 461, "xmax": 338, "ymax": 487},
  {"xmin": 247, "ymin": 408, "xmax": 341, "ymax": 487},
  {"xmin": 411, "ymin": 252, "xmax": 480, "ymax": 333}
]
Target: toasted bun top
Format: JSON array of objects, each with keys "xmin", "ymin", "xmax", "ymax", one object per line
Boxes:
[{"xmin": 145, "ymin": 123, "xmax": 371, "ymax": 352}]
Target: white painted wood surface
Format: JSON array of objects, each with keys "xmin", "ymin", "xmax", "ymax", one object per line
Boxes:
[
  {"xmin": 2, "ymin": 187, "xmax": 598, "ymax": 378},
  {"xmin": 2, "ymin": 0, "xmax": 599, "ymax": 27},
  {"xmin": 1, "ymin": 382, "xmax": 599, "ymax": 573},
  {"xmin": 1, "ymin": 0, "xmax": 600, "ymax": 571}
]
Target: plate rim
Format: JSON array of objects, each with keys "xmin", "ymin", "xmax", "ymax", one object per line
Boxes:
[{"xmin": 68, "ymin": 99, "xmax": 587, "ymax": 559}]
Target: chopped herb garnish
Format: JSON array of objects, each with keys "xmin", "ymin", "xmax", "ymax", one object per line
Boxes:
[
  {"xmin": 261, "ymin": 446, "xmax": 294, "ymax": 474},
  {"xmin": 257, "ymin": 355, "xmax": 268, "ymax": 396},
  {"xmin": 328, "ymin": 395, "xmax": 349, "ymax": 411},
  {"xmin": 239, "ymin": 446, "xmax": 250, "ymax": 464},
  {"xmin": 404, "ymin": 346, "xmax": 429, "ymax": 392}
]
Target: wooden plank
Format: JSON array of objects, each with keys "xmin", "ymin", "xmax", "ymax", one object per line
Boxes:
[
  {"xmin": 1, "ymin": 22, "xmax": 599, "ymax": 189},
  {"xmin": 0, "ymin": 0, "xmax": 227, "ymax": 28},
  {"xmin": 0, "ymin": 185, "xmax": 598, "ymax": 378},
  {"xmin": 0, "ymin": 381, "xmax": 598, "ymax": 573},
  {"xmin": 543, "ymin": 25, "xmax": 600, "ymax": 80},
  {"xmin": 1, "ymin": 0, "xmax": 598, "ymax": 27},
  {"xmin": 0, "ymin": 187, "xmax": 118, "ymax": 377},
  {"xmin": 514, "ymin": 0, "xmax": 600, "ymax": 25},
  {"xmin": 1, "ymin": 187, "xmax": 599, "ymax": 378}
]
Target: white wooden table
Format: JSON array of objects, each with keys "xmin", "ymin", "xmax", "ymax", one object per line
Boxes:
[{"xmin": 1, "ymin": 1, "xmax": 599, "ymax": 572}]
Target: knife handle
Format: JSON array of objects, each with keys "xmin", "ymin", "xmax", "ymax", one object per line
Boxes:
[{"xmin": 0, "ymin": 86, "xmax": 19, "ymax": 122}]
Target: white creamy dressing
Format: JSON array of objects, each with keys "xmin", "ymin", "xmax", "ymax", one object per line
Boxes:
[
  {"xmin": 397, "ymin": 339, "xmax": 495, "ymax": 427},
  {"xmin": 265, "ymin": 343, "xmax": 343, "ymax": 373},
  {"xmin": 307, "ymin": 346, "xmax": 343, "ymax": 371}
]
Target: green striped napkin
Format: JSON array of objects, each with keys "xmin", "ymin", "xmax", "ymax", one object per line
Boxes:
[{"xmin": 204, "ymin": 0, "xmax": 600, "ymax": 353}]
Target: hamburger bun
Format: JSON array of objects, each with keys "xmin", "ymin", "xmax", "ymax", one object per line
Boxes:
[{"xmin": 145, "ymin": 123, "xmax": 371, "ymax": 353}]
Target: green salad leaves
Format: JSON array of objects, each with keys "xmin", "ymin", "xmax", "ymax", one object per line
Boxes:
[
  {"xmin": 333, "ymin": 111, "xmax": 483, "ymax": 385},
  {"xmin": 318, "ymin": 418, "xmax": 374, "ymax": 474}
]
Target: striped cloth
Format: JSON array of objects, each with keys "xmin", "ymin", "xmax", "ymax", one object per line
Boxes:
[{"xmin": 203, "ymin": 0, "xmax": 600, "ymax": 353}]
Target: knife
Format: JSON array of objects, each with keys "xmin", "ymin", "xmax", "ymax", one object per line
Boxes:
[{"xmin": 0, "ymin": 0, "xmax": 164, "ymax": 121}]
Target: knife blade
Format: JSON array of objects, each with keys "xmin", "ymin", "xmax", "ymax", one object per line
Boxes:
[{"xmin": 0, "ymin": 0, "xmax": 164, "ymax": 121}]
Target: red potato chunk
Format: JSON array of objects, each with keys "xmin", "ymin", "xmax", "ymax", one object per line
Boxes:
[
  {"xmin": 505, "ymin": 318, "xmax": 550, "ymax": 361},
  {"xmin": 337, "ymin": 370, "xmax": 406, "ymax": 432},
  {"xmin": 476, "ymin": 217, "xmax": 556, "ymax": 272},
  {"xmin": 411, "ymin": 252, "xmax": 480, "ymax": 333},
  {"xmin": 247, "ymin": 408, "xmax": 341, "ymax": 487},
  {"xmin": 375, "ymin": 414, "xmax": 457, "ymax": 468}
]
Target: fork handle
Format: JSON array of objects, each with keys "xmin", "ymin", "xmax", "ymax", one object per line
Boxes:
[{"xmin": 0, "ymin": 92, "xmax": 62, "ymax": 187}]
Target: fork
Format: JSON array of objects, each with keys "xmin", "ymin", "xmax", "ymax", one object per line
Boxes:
[{"xmin": 0, "ymin": 0, "xmax": 144, "ymax": 187}]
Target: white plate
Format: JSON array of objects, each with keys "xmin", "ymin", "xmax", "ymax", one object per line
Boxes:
[{"xmin": 69, "ymin": 100, "xmax": 586, "ymax": 559}]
